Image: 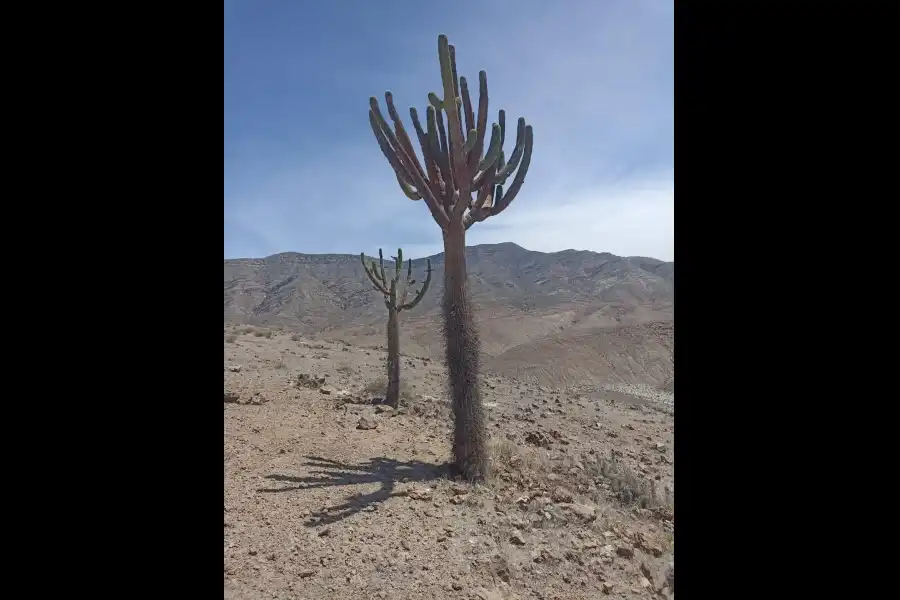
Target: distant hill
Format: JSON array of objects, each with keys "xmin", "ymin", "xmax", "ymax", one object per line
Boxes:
[{"xmin": 224, "ymin": 243, "xmax": 674, "ymax": 385}]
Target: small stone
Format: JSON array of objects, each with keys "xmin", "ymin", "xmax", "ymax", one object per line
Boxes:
[
  {"xmin": 451, "ymin": 483, "xmax": 468, "ymax": 495},
  {"xmin": 374, "ymin": 404, "xmax": 394, "ymax": 414},
  {"xmin": 640, "ymin": 576, "xmax": 651, "ymax": 588},
  {"xmin": 560, "ymin": 503, "xmax": 596, "ymax": 521},
  {"xmin": 298, "ymin": 570, "xmax": 316, "ymax": 578},
  {"xmin": 551, "ymin": 486, "xmax": 574, "ymax": 503},
  {"xmin": 357, "ymin": 417, "xmax": 377, "ymax": 430},
  {"xmin": 451, "ymin": 582, "xmax": 463, "ymax": 591},
  {"xmin": 600, "ymin": 582, "xmax": 614, "ymax": 594},
  {"xmin": 655, "ymin": 442, "xmax": 667, "ymax": 452},
  {"xmin": 224, "ymin": 391, "xmax": 240, "ymax": 403},
  {"xmin": 509, "ymin": 533, "xmax": 526, "ymax": 546},
  {"xmin": 319, "ymin": 386, "xmax": 334, "ymax": 395},
  {"xmin": 450, "ymin": 494, "xmax": 467, "ymax": 505},
  {"xmin": 616, "ymin": 545, "xmax": 634, "ymax": 558},
  {"xmin": 227, "ymin": 365, "xmax": 242, "ymax": 372},
  {"xmin": 407, "ymin": 487, "xmax": 433, "ymax": 501}
]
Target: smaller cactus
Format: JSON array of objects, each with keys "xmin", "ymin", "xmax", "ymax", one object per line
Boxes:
[{"xmin": 360, "ymin": 248, "xmax": 432, "ymax": 407}]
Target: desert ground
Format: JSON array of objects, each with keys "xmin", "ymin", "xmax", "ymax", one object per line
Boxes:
[{"xmin": 224, "ymin": 326, "xmax": 674, "ymax": 600}]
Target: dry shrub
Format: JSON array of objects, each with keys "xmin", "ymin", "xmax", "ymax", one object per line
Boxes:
[
  {"xmin": 362, "ymin": 376, "xmax": 414, "ymax": 403},
  {"xmin": 488, "ymin": 438, "xmax": 673, "ymax": 521},
  {"xmin": 586, "ymin": 450, "xmax": 674, "ymax": 512}
]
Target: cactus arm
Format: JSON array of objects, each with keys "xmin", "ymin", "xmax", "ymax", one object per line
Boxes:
[
  {"xmin": 438, "ymin": 37, "xmax": 466, "ymax": 181},
  {"xmin": 385, "ymin": 92, "xmax": 429, "ymax": 186},
  {"xmin": 378, "ymin": 248, "xmax": 387, "ymax": 285},
  {"xmin": 400, "ymin": 259, "xmax": 433, "ymax": 311},
  {"xmin": 435, "ymin": 108, "xmax": 452, "ymax": 208},
  {"xmin": 398, "ymin": 257, "xmax": 417, "ymax": 306},
  {"xmin": 361, "ymin": 252, "xmax": 389, "ymax": 295},
  {"xmin": 427, "ymin": 106, "xmax": 451, "ymax": 200},
  {"xmin": 467, "ymin": 163, "xmax": 497, "ymax": 225},
  {"xmin": 370, "ymin": 99, "xmax": 450, "ymax": 229},
  {"xmin": 394, "ymin": 248, "xmax": 403, "ymax": 280},
  {"xmin": 460, "ymin": 76, "xmax": 476, "ymax": 146},
  {"xmin": 486, "ymin": 125, "xmax": 533, "ymax": 217},
  {"xmin": 495, "ymin": 117, "xmax": 527, "ymax": 184},
  {"xmin": 409, "ymin": 107, "xmax": 442, "ymax": 196},
  {"xmin": 369, "ymin": 111, "xmax": 421, "ymax": 199},
  {"xmin": 467, "ymin": 71, "xmax": 490, "ymax": 174}
]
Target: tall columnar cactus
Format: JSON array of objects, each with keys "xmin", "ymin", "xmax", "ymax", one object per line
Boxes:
[
  {"xmin": 361, "ymin": 248, "xmax": 433, "ymax": 408},
  {"xmin": 367, "ymin": 34, "xmax": 534, "ymax": 481}
]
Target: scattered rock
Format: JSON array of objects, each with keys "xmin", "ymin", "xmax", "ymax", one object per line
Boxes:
[
  {"xmin": 655, "ymin": 442, "xmax": 667, "ymax": 452},
  {"xmin": 407, "ymin": 487, "xmax": 433, "ymax": 501},
  {"xmin": 227, "ymin": 365, "xmax": 242, "ymax": 372},
  {"xmin": 356, "ymin": 417, "xmax": 377, "ymax": 430},
  {"xmin": 374, "ymin": 404, "xmax": 394, "ymax": 414},
  {"xmin": 524, "ymin": 431, "xmax": 552, "ymax": 448},
  {"xmin": 559, "ymin": 503, "xmax": 596, "ymax": 522},
  {"xmin": 319, "ymin": 386, "xmax": 334, "ymax": 395},
  {"xmin": 616, "ymin": 545, "xmax": 635, "ymax": 558},
  {"xmin": 509, "ymin": 533, "xmax": 527, "ymax": 546},
  {"xmin": 224, "ymin": 391, "xmax": 240, "ymax": 403},
  {"xmin": 600, "ymin": 582, "xmax": 614, "ymax": 595},
  {"xmin": 295, "ymin": 373, "xmax": 325, "ymax": 389},
  {"xmin": 551, "ymin": 486, "xmax": 574, "ymax": 503}
]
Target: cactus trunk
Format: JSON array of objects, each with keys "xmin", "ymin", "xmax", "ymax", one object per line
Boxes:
[
  {"xmin": 441, "ymin": 224, "xmax": 488, "ymax": 482},
  {"xmin": 386, "ymin": 305, "xmax": 401, "ymax": 408}
]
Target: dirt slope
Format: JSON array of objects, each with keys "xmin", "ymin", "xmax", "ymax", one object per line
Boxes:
[{"xmin": 224, "ymin": 327, "xmax": 675, "ymax": 600}]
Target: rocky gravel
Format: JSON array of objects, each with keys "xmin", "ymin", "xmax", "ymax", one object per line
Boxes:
[{"xmin": 224, "ymin": 327, "xmax": 674, "ymax": 600}]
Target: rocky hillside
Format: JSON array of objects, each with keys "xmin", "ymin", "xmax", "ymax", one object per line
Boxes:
[{"xmin": 224, "ymin": 243, "xmax": 674, "ymax": 386}]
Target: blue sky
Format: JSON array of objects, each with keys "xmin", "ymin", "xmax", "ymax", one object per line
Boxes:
[{"xmin": 224, "ymin": 0, "xmax": 673, "ymax": 261}]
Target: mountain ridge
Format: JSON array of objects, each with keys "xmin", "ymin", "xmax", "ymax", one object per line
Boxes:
[{"xmin": 224, "ymin": 243, "xmax": 674, "ymax": 386}]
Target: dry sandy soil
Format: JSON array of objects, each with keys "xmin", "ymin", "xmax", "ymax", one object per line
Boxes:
[{"xmin": 224, "ymin": 326, "xmax": 675, "ymax": 600}]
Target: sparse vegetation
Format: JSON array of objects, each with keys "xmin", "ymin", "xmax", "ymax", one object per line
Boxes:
[
  {"xmin": 360, "ymin": 248, "xmax": 432, "ymax": 408},
  {"xmin": 368, "ymin": 34, "xmax": 534, "ymax": 482},
  {"xmin": 363, "ymin": 375, "xmax": 415, "ymax": 404}
]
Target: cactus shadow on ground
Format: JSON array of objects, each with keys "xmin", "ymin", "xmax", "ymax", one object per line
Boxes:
[{"xmin": 257, "ymin": 456, "xmax": 451, "ymax": 527}]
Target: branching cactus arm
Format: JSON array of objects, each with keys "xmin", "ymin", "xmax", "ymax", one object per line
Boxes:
[{"xmin": 367, "ymin": 34, "xmax": 534, "ymax": 233}]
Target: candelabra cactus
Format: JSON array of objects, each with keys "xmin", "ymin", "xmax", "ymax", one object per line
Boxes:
[
  {"xmin": 361, "ymin": 248, "xmax": 432, "ymax": 408},
  {"xmin": 367, "ymin": 34, "xmax": 534, "ymax": 481}
]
